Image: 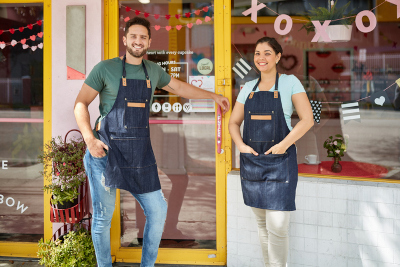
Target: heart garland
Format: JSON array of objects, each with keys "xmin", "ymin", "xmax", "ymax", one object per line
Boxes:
[
  {"xmin": 120, "ymin": 4, "xmax": 212, "ymax": 21},
  {"xmin": 310, "ymin": 100, "xmax": 322, "ymax": 124},
  {"xmin": 0, "ymin": 20, "xmax": 43, "ymax": 34},
  {"xmin": 151, "ymin": 17, "xmax": 212, "ymax": 32},
  {"xmin": 0, "ymin": 32, "xmax": 44, "ymax": 50}
]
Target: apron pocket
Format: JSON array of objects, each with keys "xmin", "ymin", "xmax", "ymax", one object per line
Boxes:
[
  {"xmin": 110, "ymin": 136, "xmax": 156, "ymax": 168},
  {"xmin": 124, "ymin": 100, "xmax": 148, "ymax": 129},
  {"xmin": 240, "ymin": 152, "xmax": 289, "ymax": 183},
  {"xmin": 248, "ymin": 112, "xmax": 275, "ymax": 142}
]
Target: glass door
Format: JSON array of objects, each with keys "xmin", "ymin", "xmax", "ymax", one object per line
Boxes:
[{"xmin": 105, "ymin": 0, "xmax": 231, "ymax": 264}]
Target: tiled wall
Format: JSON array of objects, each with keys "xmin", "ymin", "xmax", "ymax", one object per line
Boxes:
[{"xmin": 227, "ymin": 171, "xmax": 400, "ymax": 267}]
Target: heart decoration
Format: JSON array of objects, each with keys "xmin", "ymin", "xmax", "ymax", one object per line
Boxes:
[
  {"xmin": 22, "ymin": 44, "xmax": 29, "ymax": 49},
  {"xmin": 30, "ymin": 35, "xmax": 36, "ymax": 41},
  {"xmin": 135, "ymin": 10, "xmax": 140, "ymax": 15},
  {"xmin": 0, "ymin": 30, "xmax": 3, "ymax": 35},
  {"xmin": 374, "ymin": 96, "xmax": 385, "ymax": 106},
  {"xmin": 144, "ymin": 12, "xmax": 149, "ymax": 18},
  {"xmin": 165, "ymin": 26, "xmax": 172, "ymax": 31},
  {"xmin": 279, "ymin": 55, "xmax": 298, "ymax": 71},
  {"xmin": 27, "ymin": 24, "xmax": 33, "ymax": 30},
  {"xmin": 125, "ymin": 7, "xmax": 131, "ymax": 12},
  {"xmin": 176, "ymin": 25, "xmax": 182, "ymax": 31},
  {"xmin": 11, "ymin": 40, "xmax": 17, "ymax": 47},
  {"xmin": 203, "ymin": 6, "xmax": 209, "ymax": 12},
  {"xmin": 124, "ymin": 16, "xmax": 130, "ymax": 22},
  {"xmin": 175, "ymin": 14, "xmax": 181, "ymax": 19},
  {"xmin": 154, "ymin": 25, "xmax": 161, "ymax": 31},
  {"xmin": 187, "ymin": 23, "xmax": 193, "ymax": 29},
  {"xmin": 31, "ymin": 46, "xmax": 37, "ymax": 51},
  {"xmin": 38, "ymin": 43, "xmax": 43, "ymax": 49},
  {"xmin": 196, "ymin": 19, "xmax": 202, "ymax": 25},
  {"xmin": 165, "ymin": 14, "xmax": 171, "ymax": 20},
  {"xmin": 205, "ymin": 16, "xmax": 211, "ymax": 22},
  {"xmin": 194, "ymin": 10, "xmax": 201, "ymax": 16},
  {"xmin": 20, "ymin": 38, "xmax": 27, "ymax": 44},
  {"xmin": 19, "ymin": 27, "xmax": 24, "ymax": 32},
  {"xmin": 263, "ymin": 30, "xmax": 267, "ymax": 36},
  {"xmin": 154, "ymin": 14, "xmax": 160, "ymax": 19},
  {"xmin": 185, "ymin": 12, "xmax": 191, "ymax": 18},
  {"xmin": 9, "ymin": 28, "xmax": 15, "ymax": 34},
  {"xmin": 0, "ymin": 42, "xmax": 6, "ymax": 49},
  {"xmin": 37, "ymin": 20, "xmax": 42, "ymax": 26},
  {"xmin": 191, "ymin": 80, "xmax": 203, "ymax": 87}
]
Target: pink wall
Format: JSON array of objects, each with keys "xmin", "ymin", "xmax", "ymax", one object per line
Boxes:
[{"xmin": 52, "ymin": 0, "xmax": 103, "ymax": 140}]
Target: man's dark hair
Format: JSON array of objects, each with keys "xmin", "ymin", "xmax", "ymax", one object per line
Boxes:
[
  {"xmin": 255, "ymin": 37, "xmax": 283, "ymax": 56},
  {"xmin": 125, "ymin": 17, "xmax": 151, "ymax": 38}
]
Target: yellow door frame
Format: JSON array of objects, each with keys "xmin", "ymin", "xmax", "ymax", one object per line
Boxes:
[
  {"xmin": 104, "ymin": 0, "xmax": 231, "ymax": 264},
  {"xmin": 0, "ymin": 0, "xmax": 52, "ymax": 258}
]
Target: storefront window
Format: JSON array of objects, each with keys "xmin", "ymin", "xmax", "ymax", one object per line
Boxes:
[
  {"xmin": 0, "ymin": 3, "xmax": 44, "ymax": 242},
  {"xmin": 118, "ymin": 0, "xmax": 216, "ymax": 249},
  {"xmin": 231, "ymin": 0, "xmax": 400, "ymax": 179}
]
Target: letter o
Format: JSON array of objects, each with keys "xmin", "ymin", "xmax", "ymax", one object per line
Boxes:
[
  {"xmin": 6, "ymin": 197, "xmax": 15, "ymax": 207},
  {"xmin": 356, "ymin": 10, "xmax": 377, "ymax": 33},
  {"xmin": 274, "ymin": 14, "xmax": 293, "ymax": 35}
]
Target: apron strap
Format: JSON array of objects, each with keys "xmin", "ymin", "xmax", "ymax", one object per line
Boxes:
[
  {"xmin": 251, "ymin": 72, "xmax": 279, "ymax": 91},
  {"xmin": 122, "ymin": 55, "xmax": 151, "ymax": 88}
]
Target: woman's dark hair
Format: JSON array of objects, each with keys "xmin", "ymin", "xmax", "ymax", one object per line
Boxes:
[
  {"xmin": 255, "ymin": 37, "xmax": 283, "ymax": 56},
  {"xmin": 125, "ymin": 17, "xmax": 151, "ymax": 38}
]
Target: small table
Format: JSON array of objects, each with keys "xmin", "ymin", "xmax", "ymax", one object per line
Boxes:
[{"xmin": 298, "ymin": 161, "xmax": 389, "ymax": 178}]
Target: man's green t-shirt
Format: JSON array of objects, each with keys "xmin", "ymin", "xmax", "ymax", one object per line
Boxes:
[{"xmin": 84, "ymin": 57, "xmax": 171, "ymax": 138}]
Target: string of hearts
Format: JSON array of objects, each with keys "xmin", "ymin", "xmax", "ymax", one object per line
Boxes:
[
  {"xmin": 123, "ymin": 16, "xmax": 213, "ymax": 31},
  {"xmin": 0, "ymin": 41, "xmax": 43, "ymax": 51},
  {"xmin": 0, "ymin": 20, "xmax": 43, "ymax": 35},
  {"xmin": 0, "ymin": 32, "xmax": 43, "ymax": 49},
  {"xmin": 120, "ymin": 4, "xmax": 212, "ymax": 20}
]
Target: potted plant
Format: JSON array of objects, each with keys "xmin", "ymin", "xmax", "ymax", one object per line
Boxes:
[
  {"xmin": 37, "ymin": 224, "xmax": 96, "ymax": 266},
  {"xmin": 323, "ymin": 134, "xmax": 348, "ymax": 173},
  {"xmin": 299, "ymin": 0, "xmax": 356, "ymax": 42},
  {"xmin": 38, "ymin": 131, "xmax": 86, "ymax": 209}
]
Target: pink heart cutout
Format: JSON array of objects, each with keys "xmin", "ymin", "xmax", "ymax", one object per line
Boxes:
[
  {"xmin": 37, "ymin": 32, "xmax": 43, "ymax": 38},
  {"xmin": 0, "ymin": 42, "xmax": 6, "ymax": 49},
  {"xmin": 124, "ymin": 17, "xmax": 130, "ymax": 22},
  {"xmin": 30, "ymin": 35, "xmax": 36, "ymax": 41},
  {"xmin": 196, "ymin": 19, "xmax": 202, "ymax": 25},
  {"xmin": 154, "ymin": 14, "xmax": 160, "ymax": 19},
  {"xmin": 154, "ymin": 25, "xmax": 161, "ymax": 31},
  {"xmin": 187, "ymin": 23, "xmax": 193, "ymax": 29},
  {"xmin": 20, "ymin": 38, "xmax": 27, "ymax": 44},
  {"xmin": 194, "ymin": 10, "xmax": 200, "ymax": 16},
  {"xmin": 38, "ymin": 43, "xmax": 43, "ymax": 49},
  {"xmin": 31, "ymin": 46, "xmax": 37, "ymax": 51},
  {"xmin": 165, "ymin": 26, "xmax": 172, "ymax": 31},
  {"xmin": 22, "ymin": 44, "xmax": 29, "ymax": 49},
  {"xmin": 176, "ymin": 25, "xmax": 182, "ymax": 31},
  {"xmin": 11, "ymin": 40, "xmax": 17, "ymax": 47},
  {"xmin": 205, "ymin": 16, "xmax": 211, "ymax": 22},
  {"xmin": 203, "ymin": 6, "xmax": 209, "ymax": 12}
]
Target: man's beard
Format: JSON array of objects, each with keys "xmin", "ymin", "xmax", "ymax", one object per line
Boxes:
[{"xmin": 127, "ymin": 45, "xmax": 148, "ymax": 58}]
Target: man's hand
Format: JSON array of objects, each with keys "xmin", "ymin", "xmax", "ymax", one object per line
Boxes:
[
  {"xmin": 86, "ymin": 136, "xmax": 109, "ymax": 158},
  {"xmin": 213, "ymin": 94, "xmax": 230, "ymax": 114}
]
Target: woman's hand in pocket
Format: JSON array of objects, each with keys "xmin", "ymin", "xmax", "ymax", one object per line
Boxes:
[
  {"xmin": 264, "ymin": 142, "xmax": 287, "ymax": 155},
  {"xmin": 239, "ymin": 144, "xmax": 259, "ymax": 156}
]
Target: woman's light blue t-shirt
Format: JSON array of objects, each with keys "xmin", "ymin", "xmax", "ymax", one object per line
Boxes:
[{"xmin": 237, "ymin": 74, "xmax": 306, "ymax": 130}]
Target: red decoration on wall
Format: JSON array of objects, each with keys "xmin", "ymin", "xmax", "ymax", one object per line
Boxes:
[
  {"xmin": 144, "ymin": 12, "xmax": 150, "ymax": 18},
  {"xmin": 125, "ymin": 6, "xmax": 131, "ymax": 12},
  {"xmin": 165, "ymin": 14, "xmax": 171, "ymax": 20},
  {"xmin": 135, "ymin": 10, "xmax": 140, "ymax": 15},
  {"xmin": 1, "ymin": 21, "xmax": 43, "ymax": 35},
  {"xmin": 19, "ymin": 27, "xmax": 24, "ymax": 32},
  {"xmin": 9, "ymin": 28, "xmax": 15, "ymax": 34}
]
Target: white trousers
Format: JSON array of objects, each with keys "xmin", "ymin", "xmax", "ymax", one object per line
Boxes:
[{"xmin": 251, "ymin": 207, "xmax": 291, "ymax": 267}]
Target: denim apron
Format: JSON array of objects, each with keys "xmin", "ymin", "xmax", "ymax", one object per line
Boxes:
[
  {"xmin": 96, "ymin": 55, "xmax": 160, "ymax": 194},
  {"xmin": 240, "ymin": 73, "xmax": 298, "ymax": 211}
]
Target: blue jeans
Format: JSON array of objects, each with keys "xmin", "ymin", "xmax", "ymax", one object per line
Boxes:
[{"xmin": 83, "ymin": 149, "xmax": 167, "ymax": 267}]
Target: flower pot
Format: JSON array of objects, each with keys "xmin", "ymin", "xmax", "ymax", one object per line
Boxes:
[
  {"xmin": 331, "ymin": 157, "xmax": 342, "ymax": 173},
  {"xmin": 318, "ymin": 25, "xmax": 353, "ymax": 43},
  {"xmin": 56, "ymin": 197, "xmax": 79, "ymax": 210}
]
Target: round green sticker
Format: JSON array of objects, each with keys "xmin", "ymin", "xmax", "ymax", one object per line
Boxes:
[{"xmin": 197, "ymin": 58, "xmax": 213, "ymax": 75}]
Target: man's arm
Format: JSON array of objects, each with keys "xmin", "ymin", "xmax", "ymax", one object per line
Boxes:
[
  {"xmin": 161, "ymin": 77, "xmax": 230, "ymax": 113},
  {"xmin": 74, "ymin": 83, "xmax": 108, "ymax": 158}
]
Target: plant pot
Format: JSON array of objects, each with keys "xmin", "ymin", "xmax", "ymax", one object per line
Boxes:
[
  {"xmin": 318, "ymin": 25, "xmax": 353, "ymax": 43},
  {"xmin": 331, "ymin": 157, "xmax": 342, "ymax": 173},
  {"xmin": 56, "ymin": 197, "xmax": 79, "ymax": 210}
]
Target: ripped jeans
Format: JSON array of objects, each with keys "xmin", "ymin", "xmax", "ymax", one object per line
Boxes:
[{"xmin": 83, "ymin": 149, "xmax": 167, "ymax": 267}]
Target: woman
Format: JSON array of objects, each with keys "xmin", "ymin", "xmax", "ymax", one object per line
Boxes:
[{"xmin": 228, "ymin": 37, "xmax": 313, "ymax": 266}]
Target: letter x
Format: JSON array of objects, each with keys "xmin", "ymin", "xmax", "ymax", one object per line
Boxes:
[
  {"xmin": 242, "ymin": 0, "xmax": 266, "ymax": 23},
  {"xmin": 311, "ymin": 20, "xmax": 332, "ymax": 42}
]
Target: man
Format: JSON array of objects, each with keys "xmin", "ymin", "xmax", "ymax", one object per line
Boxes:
[{"xmin": 74, "ymin": 17, "xmax": 229, "ymax": 267}]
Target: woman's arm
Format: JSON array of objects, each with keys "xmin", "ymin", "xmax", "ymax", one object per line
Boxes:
[
  {"xmin": 228, "ymin": 102, "xmax": 259, "ymax": 156},
  {"xmin": 265, "ymin": 92, "xmax": 314, "ymax": 154}
]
